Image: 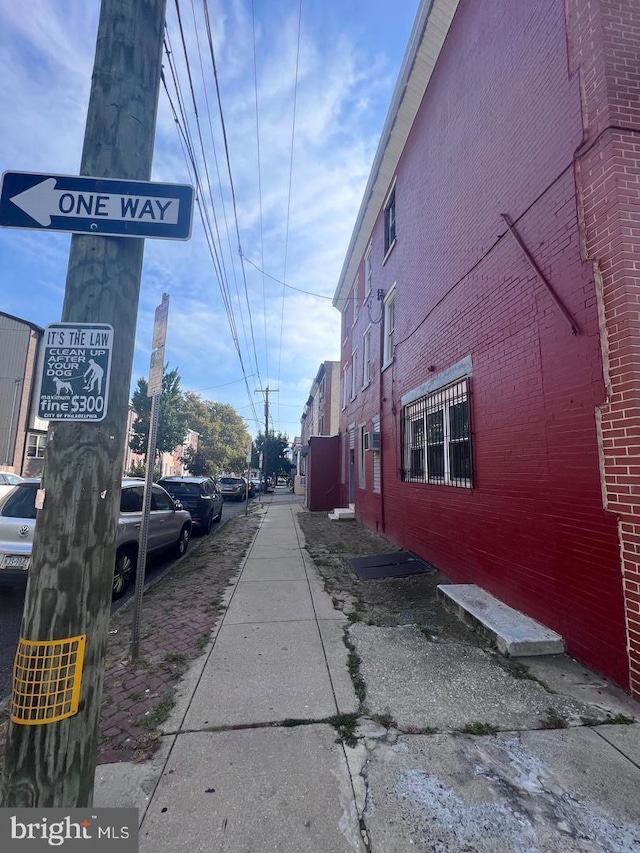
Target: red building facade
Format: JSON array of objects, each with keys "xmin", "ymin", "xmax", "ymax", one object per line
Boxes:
[{"xmin": 334, "ymin": 0, "xmax": 640, "ymax": 695}]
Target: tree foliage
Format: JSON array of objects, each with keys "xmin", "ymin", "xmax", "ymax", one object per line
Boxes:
[
  {"xmin": 252, "ymin": 431, "xmax": 292, "ymax": 480},
  {"xmin": 129, "ymin": 367, "xmax": 187, "ymax": 457},
  {"xmin": 181, "ymin": 392, "xmax": 251, "ymax": 475}
]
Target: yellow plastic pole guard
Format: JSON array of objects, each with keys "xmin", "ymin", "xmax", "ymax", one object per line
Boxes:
[{"xmin": 10, "ymin": 635, "xmax": 86, "ymax": 725}]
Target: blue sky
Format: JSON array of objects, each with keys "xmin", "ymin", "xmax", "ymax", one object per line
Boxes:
[{"xmin": 0, "ymin": 0, "xmax": 417, "ymax": 438}]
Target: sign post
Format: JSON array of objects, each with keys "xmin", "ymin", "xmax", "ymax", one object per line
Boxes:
[{"xmin": 130, "ymin": 294, "xmax": 169, "ymax": 660}]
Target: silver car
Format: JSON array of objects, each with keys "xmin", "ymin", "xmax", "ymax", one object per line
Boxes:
[{"xmin": 0, "ymin": 478, "xmax": 192, "ymax": 600}]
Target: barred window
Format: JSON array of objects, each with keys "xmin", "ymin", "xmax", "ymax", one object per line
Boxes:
[{"xmin": 401, "ymin": 379, "xmax": 472, "ymax": 487}]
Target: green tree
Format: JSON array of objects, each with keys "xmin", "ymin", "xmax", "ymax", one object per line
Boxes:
[
  {"xmin": 252, "ymin": 431, "xmax": 292, "ymax": 481},
  {"xmin": 181, "ymin": 392, "xmax": 250, "ymax": 475},
  {"xmin": 129, "ymin": 366, "xmax": 187, "ymax": 458}
]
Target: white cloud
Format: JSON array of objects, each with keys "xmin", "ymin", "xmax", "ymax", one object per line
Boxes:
[{"xmin": 0, "ymin": 0, "xmax": 404, "ymax": 437}]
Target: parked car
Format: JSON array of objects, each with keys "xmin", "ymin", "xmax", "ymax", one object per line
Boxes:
[
  {"xmin": 246, "ymin": 479, "xmax": 256, "ymax": 499},
  {"xmin": 250, "ymin": 478, "xmax": 262, "ymax": 495},
  {"xmin": 158, "ymin": 476, "xmax": 223, "ymax": 534},
  {"xmin": 0, "ymin": 472, "xmax": 23, "ymax": 500},
  {"xmin": 219, "ymin": 476, "xmax": 247, "ymax": 501},
  {"xmin": 0, "ymin": 478, "xmax": 192, "ymax": 600}
]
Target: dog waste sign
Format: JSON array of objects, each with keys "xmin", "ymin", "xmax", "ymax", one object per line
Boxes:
[{"xmin": 38, "ymin": 323, "xmax": 113, "ymax": 421}]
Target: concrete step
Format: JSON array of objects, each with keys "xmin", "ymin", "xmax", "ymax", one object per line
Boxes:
[
  {"xmin": 437, "ymin": 583, "xmax": 565, "ymax": 657},
  {"xmin": 328, "ymin": 507, "xmax": 356, "ymax": 521}
]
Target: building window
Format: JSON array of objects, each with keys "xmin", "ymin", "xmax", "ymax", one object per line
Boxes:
[
  {"xmin": 383, "ymin": 185, "xmax": 396, "ymax": 257},
  {"xmin": 353, "ymin": 278, "xmax": 359, "ymax": 325},
  {"xmin": 401, "ymin": 379, "xmax": 472, "ymax": 487},
  {"xmin": 27, "ymin": 433, "xmax": 47, "ymax": 459},
  {"xmin": 372, "ymin": 415, "xmax": 381, "ymax": 493},
  {"xmin": 364, "ymin": 243, "xmax": 372, "ymax": 300},
  {"xmin": 342, "ymin": 364, "xmax": 350, "ymax": 410},
  {"xmin": 362, "ymin": 327, "xmax": 371, "ymax": 388},
  {"xmin": 358, "ymin": 425, "xmax": 366, "ymax": 489},
  {"xmin": 351, "ymin": 349, "xmax": 358, "ymax": 400},
  {"xmin": 342, "ymin": 301, "xmax": 350, "ymax": 343},
  {"xmin": 382, "ymin": 287, "xmax": 395, "ymax": 368}
]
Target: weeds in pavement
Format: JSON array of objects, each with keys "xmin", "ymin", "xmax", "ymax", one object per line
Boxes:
[
  {"xmin": 163, "ymin": 652, "xmax": 186, "ymax": 665},
  {"xmin": 459, "ymin": 721, "xmax": 498, "ymax": 736},
  {"xmin": 343, "ymin": 633, "xmax": 366, "ymax": 703},
  {"xmin": 196, "ymin": 634, "xmax": 210, "ymax": 650},
  {"xmin": 373, "ymin": 711, "xmax": 396, "ymax": 729},
  {"xmin": 135, "ymin": 694, "xmax": 176, "ymax": 731},
  {"xmin": 328, "ymin": 713, "xmax": 359, "ymax": 748},
  {"xmin": 582, "ymin": 713, "xmax": 635, "ymax": 727}
]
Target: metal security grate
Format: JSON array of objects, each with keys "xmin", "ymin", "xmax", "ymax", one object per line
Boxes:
[
  {"xmin": 11, "ymin": 635, "xmax": 86, "ymax": 725},
  {"xmin": 401, "ymin": 379, "xmax": 473, "ymax": 487}
]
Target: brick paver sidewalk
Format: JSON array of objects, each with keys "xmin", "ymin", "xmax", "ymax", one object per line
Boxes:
[{"xmin": 0, "ymin": 506, "xmax": 262, "ymax": 767}]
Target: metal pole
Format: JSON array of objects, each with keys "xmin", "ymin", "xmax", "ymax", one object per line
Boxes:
[
  {"xmin": 130, "ymin": 392, "xmax": 160, "ymax": 658},
  {"xmin": 4, "ymin": 379, "xmax": 21, "ymax": 465}
]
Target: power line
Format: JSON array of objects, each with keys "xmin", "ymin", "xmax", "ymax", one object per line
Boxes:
[{"xmin": 276, "ymin": 0, "xmax": 303, "ymax": 401}]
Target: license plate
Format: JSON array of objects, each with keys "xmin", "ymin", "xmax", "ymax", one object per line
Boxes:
[{"xmin": 2, "ymin": 555, "xmax": 30, "ymax": 569}]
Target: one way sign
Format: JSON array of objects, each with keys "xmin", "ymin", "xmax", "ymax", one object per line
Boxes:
[{"xmin": 0, "ymin": 171, "xmax": 194, "ymax": 240}]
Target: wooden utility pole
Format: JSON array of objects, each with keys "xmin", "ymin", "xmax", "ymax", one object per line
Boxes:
[
  {"xmin": 1, "ymin": 0, "xmax": 167, "ymax": 807},
  {"xmin": 256, "ymin": 387, "xmax": 278, "ymax": 488}
]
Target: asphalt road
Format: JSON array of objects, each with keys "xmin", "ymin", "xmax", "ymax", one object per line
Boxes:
[{"xmin": 0, "ymin": 495, "xmax": 252, "ymax": 706}]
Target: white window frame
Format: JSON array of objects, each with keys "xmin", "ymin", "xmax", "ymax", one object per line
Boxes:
[
  {"xmin": 26, "ymin": 433, "xmax": 47, "ymax": 459},
  {"xmin": 351, "ymin": 348, "xmax": 359, "ymax": 401},
  {"xmin": 341, "ymin": 365, "xmax": 348, "ymax": 410},
  {"xmin": 364, "ymin": 243, "xmax": 372, "ymax": 300},
  {"xmin": 342, "ymin": 301, "xmax": 350, "ymax": 344},
  {"xmin": 362, "ymin": 326, "xmax": 371, "ymax": 389},
  {"xmin": 352, "ymin": 278, "xmax": 359, "ymax": 325},
  {"xmin": 382, "ymin": 285, "xmax": 396, "ymax": 370},
  {"xmin": 358, "ymin": 424, "xmax": 366, "ymax": 489},
  {"xmin": 383, "ymin": 180, "xmax": 397, "ymax": 262}
]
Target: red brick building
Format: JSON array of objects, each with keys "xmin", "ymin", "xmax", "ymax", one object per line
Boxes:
[{"xmin": 334, "ymin": 0, "xmax": 640, "ymax": 696}]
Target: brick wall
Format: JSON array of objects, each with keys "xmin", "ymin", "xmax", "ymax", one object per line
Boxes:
[
  {"xmin": 568, "ymin": 0, "xmax": 640, "ymax": 696},
  {"xmin": 340, "ymin": 0, "xmax": 630, "ymax": 688}
]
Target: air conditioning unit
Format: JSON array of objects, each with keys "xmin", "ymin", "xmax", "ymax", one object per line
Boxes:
[{"xmin": 364, "ymin": 431, "xmax": 381, "ymax": 451}]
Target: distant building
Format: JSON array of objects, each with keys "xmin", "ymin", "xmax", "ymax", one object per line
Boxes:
[
  {"xmin": 295, "ymin": 361, "xmax": 340, "ymax": 496},
  {"xmin": 0, "ymin": 311, "xmax": 48, "ymax": 477}
]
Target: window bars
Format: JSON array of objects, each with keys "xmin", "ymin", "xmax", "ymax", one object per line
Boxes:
[{"xmin": 401, "ymin": 378, "xmax": 473, "ymax": 487}]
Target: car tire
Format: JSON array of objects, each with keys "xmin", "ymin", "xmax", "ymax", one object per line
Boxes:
[
  {"xmin": 174, "ymin": 524, "xmax": 191, "ymax": 557},
  {"xmin": 213, "ymin": 505, "xmax": 222, "ymax": 523},
  {"xmin": 203, "ymin": 511, "xmax": 213, "ymax": 535},
  {"xmin": 113, "ymin": 547, "xmax": 136, "ymax": 600}
]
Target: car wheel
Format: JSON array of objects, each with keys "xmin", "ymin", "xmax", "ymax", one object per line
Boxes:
[
  {"xmin": 203, "ymin": 512, "xmax": 213, "ymax": 535},
  {"xmin": 175, "ymin": 524, "xmax": 191, "ymax": 557},
  {"xmin": 113, "ymin": 547, "xmax": 136, "ymax": 600},
  {"xmin": 213, "ymin": 505, "xmax": 222, "ymax": 523}
]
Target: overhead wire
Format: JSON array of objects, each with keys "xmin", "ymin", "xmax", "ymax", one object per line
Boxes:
[
  {"xmin": 163, "ymin": 4, "xmax": 260, "ymax": 427},
  {"xmin": 251, "ymin": 0, "xmax": 269, "ymax": 383},
  {"xmin": 276, "ymin": 0, "xmax": 303, "ymax": 392},
  {"xmin": 201, "ymin": 0, "xmax": 262, "ymax": 386}
]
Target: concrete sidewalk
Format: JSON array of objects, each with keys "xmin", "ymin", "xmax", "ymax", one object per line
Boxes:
[{"xmin": 95, "ymin": 492, "xmax": 640, "ymax": 852}]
